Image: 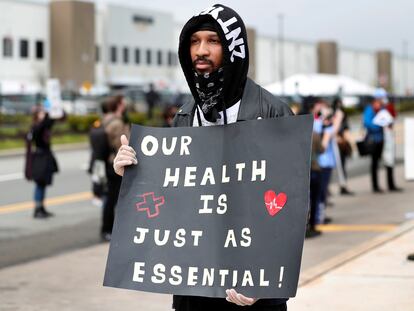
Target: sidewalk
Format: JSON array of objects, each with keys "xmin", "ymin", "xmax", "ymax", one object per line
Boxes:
[
  {"xmin": 1, "ymin": 167, "xmax": 414, "ymax": 310},
  {"xmin": 1, "ymin": 221, "xmax": 413, "ymax": 310},
  {"xmin": 291, "ymin": 220, "xmax": 414, "ymax": 311}
]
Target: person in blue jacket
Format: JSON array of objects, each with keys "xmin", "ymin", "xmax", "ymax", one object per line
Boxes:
[{"xmin": 363, "ymin": 92, "xmax": 385, "ymax": 193}]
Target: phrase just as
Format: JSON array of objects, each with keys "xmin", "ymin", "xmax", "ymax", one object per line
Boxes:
[{"xmin": 130, "ymin": 134, "xmax": 285, "ymax": 289}]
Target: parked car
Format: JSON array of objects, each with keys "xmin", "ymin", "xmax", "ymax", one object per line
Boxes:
[
  {"xmin": 0, "ymin": 94, "xmax": 42, "ymax": 114},
  {"xmin": 61, "ymin": 91, "xmax": 108, "ymax": 115}
]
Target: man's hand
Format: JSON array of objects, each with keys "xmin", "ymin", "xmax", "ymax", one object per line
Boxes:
[
  {"xmin": 113, "ymin": 135, "xmax": 137, "ymax": 176},
  {"xmin": 225, "ymin": 289, "xmax": 258, "ymax": 306}
]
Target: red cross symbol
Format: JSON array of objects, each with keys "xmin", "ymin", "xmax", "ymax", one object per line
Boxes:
[{"xmin": 136, "ymin": 192, "xmax": 165, "ymax": 218}]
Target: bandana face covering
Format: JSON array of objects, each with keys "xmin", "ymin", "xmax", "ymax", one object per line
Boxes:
[{"xmin": 194, "ymin": 67, "xmax": 224, "ymax": 122}]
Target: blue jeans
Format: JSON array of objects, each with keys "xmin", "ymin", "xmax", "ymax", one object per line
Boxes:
[
  {"xmin": 316, "ymin": 167, "xmax": 332, "ymax": 224},
  {"xmin": 34, "ymin": 183, "xmax": 46, "ymax": 203},
  {"xmin": 309, "ymin": 170, "xmax": 322, "ymax": 228}
]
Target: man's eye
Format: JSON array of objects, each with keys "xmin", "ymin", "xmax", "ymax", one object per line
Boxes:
[
  {"xmin": 210, "ymin": 38, "xmax": 220, "ymax": 44},
  {"xmin": 190, "ymin": 38, "xmax": 199, "ymax": 44}
]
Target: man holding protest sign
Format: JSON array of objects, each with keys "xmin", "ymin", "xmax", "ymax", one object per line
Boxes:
[{"xmin": 108, "ymin": 5, "xmax": 311, "ymax": 311}]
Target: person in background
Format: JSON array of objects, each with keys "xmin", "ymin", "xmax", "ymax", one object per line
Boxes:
[
  {"xmin": 145, "ymin": 83, "xmax": 160, "ymax": 119},
  {"xmin": 290, "ymin": 103, "xmax": 300, "ymax": 115},
  {"xmin": 383, "ymin": 98, "xmax": 403, "ymax": 192},
  {"xmin": 307, "ymin": 99, "xmax": 325, "ymax": 237},
  {"xmin": 299, "ymin": 96, "xmax": 316, "ymax": 116},
  {"xmin": 100, "ymin": 95, "xmax": 130, "ymax": 241},
  {"xmin": 292, "ymin": 82, "xmax": 303, "ymax": 112},
  {"xmin": 25, "ymin": 104, "xmax": 60, "ymax": 218},
  {"xmin": 332, "ymin": 97, "xmax": 354, "ymax": 195},
  {"xmin": 363, "ymin": 92, "xmax": 385, "ymax": 193},
  {"xmin": 88, "ymin": 101, "xmax": 109, "ymax": 208},
  {"xmin": 162, "ymin": 105, "xmax": 179, "ymax": 127},
  {"xmin": 173, "ymin": 92, "xmax": 189, "ymax": 107},
  {"xmin": 314, "ymin": 99, "xmax": 344, "ymax": 224}
]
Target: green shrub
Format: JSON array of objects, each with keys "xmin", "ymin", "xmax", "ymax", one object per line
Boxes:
[
  {"xmin": 397, "ymin": 99, "xmax": 414, "ymax": 113},
  {"xmin": 51, "ymin": 133, "xmax": 88, "ymax": 144},
  {"xmin": 0, "ymin": 138, "xmax": 26, "ymax": 150},
  {"xmin": 52, "ymin": 122, "xmax": 71, "ymax": 134},
  {"xmin": 0, "ymin": 114, "xmax": 31, "ymax": 125},
  {"xmin": 0, "ymin": 125, "xmax": 30, "ymax": 139},
  {"xmin": 128, "ymin": 111, "xmax": 163, "ymax": 127},
  {"xmin": 67, "ymin": 114, "xmax": 100, "ymax": 133},
  {"xmin": 0, "ymin": 109, "xmax": 167, "ymax": 141},
  {"xmin": 127, "ymin": 112, "xmax": 148, "ymax": 125}
]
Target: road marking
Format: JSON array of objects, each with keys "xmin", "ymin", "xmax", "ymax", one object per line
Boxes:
[
  {"xmin": 0, "ymin": 173, "xmax": 23, "ymax": 182},
  {"xmin": 0, "ymin": 192, "xmax": 93, "ymax": 215},
  {"xmin": 316, "ymin": 224, "xmax": 396, "ymax": 232}
]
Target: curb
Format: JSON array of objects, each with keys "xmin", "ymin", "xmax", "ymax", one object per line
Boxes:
[
  {"xmin": 0, "ymin": 142, "xmax": 89, "ymax": 158},
  {"xmin": 298, "ymin": 219, "xmax": 414, "ymax": 287}
]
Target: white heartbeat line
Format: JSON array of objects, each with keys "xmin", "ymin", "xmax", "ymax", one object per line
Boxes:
[{"xmin": 266, "ymin": 199, "xmax": 282, "ymax": 210}]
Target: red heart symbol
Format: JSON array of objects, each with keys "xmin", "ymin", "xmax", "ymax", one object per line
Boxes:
[
  {"xmin": 276, "ymin": 192, "xmax": 287, "ymax": 207},
  {"xmin": 264, "ymin": 190, "xmax": 287, "ymax": 217}
]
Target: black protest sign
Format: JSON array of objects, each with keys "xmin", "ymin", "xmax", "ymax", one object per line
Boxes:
[{"xmin": 104, "ymin": 115, "xmax": 313, "ymax": 298}]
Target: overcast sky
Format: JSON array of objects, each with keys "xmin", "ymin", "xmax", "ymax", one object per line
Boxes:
[{"xmin": 39, "ymin": 0, "xmax": 414, "ymax": 57}]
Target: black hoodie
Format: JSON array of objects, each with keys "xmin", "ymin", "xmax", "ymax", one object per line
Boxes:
[
  {"xmin": 174, "ymin": 6, "xmax": 289, "ymax": 309},
  {"xmin": 178, "ymin": 4, "xmax": 249, "ymax": 116}
]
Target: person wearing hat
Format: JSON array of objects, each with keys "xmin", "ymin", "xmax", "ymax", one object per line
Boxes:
[
  {"xmin": 363, "ymin": 89, "xmax": 387, "ymax": 193},
  {"xmin": 364, "ymin": 89, "xmax": 403, "ymax": 193},
  {"xmin": 114, "ymin": 4, "xmax": 292, "ymax": 310}
]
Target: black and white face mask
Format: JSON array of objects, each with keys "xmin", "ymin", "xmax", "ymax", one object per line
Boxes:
[{"xmin": 194, "ymin": 67, "xmax": 224, "ymax": 122}]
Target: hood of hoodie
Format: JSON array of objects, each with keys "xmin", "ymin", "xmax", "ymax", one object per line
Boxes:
[{"xmin": 178, "ymin": 4, "xmax": 249, "ymax": 109}]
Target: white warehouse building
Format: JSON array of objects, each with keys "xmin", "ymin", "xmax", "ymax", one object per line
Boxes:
[
  {"xmin": 1, "ymin": 0, "xmax": 413, "ymax": 97},
  {"xmin": 0, "ymin": 0, "xmax": 49, "ymax": 94},
  {"xmin": 95, "ymin": 4, "xmax": 178, "ymax": 88}
]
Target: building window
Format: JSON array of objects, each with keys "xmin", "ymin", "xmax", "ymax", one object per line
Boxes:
[
  {"xmin": 35, "ymin": 40, "xmax": 44, "ymax": 59},
  {"xmin": 110, "ymin": 46, "xmax": 117, "ymax": 63},
  {"xmin": 146, "ymin": 49, "xmax": 152, "ymax": 65},
  {"xmin": 168, "ymin": 51, "xmax": 173, "ymax": 66},
  {"xmin": 95, "ymin": 45, "xmax": 100, "ymax": 62},
  {"xmin": 132, "ymin": 15, "xmax": 154, "ymax": 25},
  {"xmin": 3, "ymin": 37, "xmax": 13, "ymax": 57},
  {"xmin": 20, "ymin": 39, "xmax": 29, "ymax": 58},
  {"xmin": 168, "ymin": 52, "xmax": 178, "ymax": 66},
  {"xmin": 135, "ymin": 48, "xmax": 140, "ymax": 64},
  {"xmin": 157, "ymin": 50, "xmax": 162, "ymax": 66},
  {"xmin": 174, "ymin": 53, "xmax": 178, "ymax": 66},
  {"xmin": 123, "ymin": 47, "xmax": 129, "ymax": 64}
]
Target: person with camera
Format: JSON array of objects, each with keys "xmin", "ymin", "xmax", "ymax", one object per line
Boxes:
[
  {"xmin": 313, "ymin": 99, "xmax": 344, "ymax": 224},
  {"xmin": 25, "ymin": 104, "xmax": 60, "ymax": 218},
  {"xmin": 333, "ymin": 97, "xmax": 354, "ymax": 195}
]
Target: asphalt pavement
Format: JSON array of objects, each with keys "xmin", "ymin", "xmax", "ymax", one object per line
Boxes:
[{"xmin": 0, "ymin": 147, "xmax": 98, "ymax": 268}]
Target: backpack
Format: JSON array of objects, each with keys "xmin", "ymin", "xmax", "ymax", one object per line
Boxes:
[
  {"xmin": 89, "ymin": 119, "xmax": 110, "ymax": 183},
  {"xmin": 24, "ymin": 127, "xmax": 59, "ymax": 185},
  {"xmin": 89, "ymin": 119, "xmax": 111, "ymax": 162},
  {"xmin": 89, "ymin": 117, "xmax": 119, "ymax": 185}
]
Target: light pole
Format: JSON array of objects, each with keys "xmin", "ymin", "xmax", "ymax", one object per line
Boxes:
[{"xmin": 278, "ymin": 13, "xmax": 285, "ymax": 96}]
